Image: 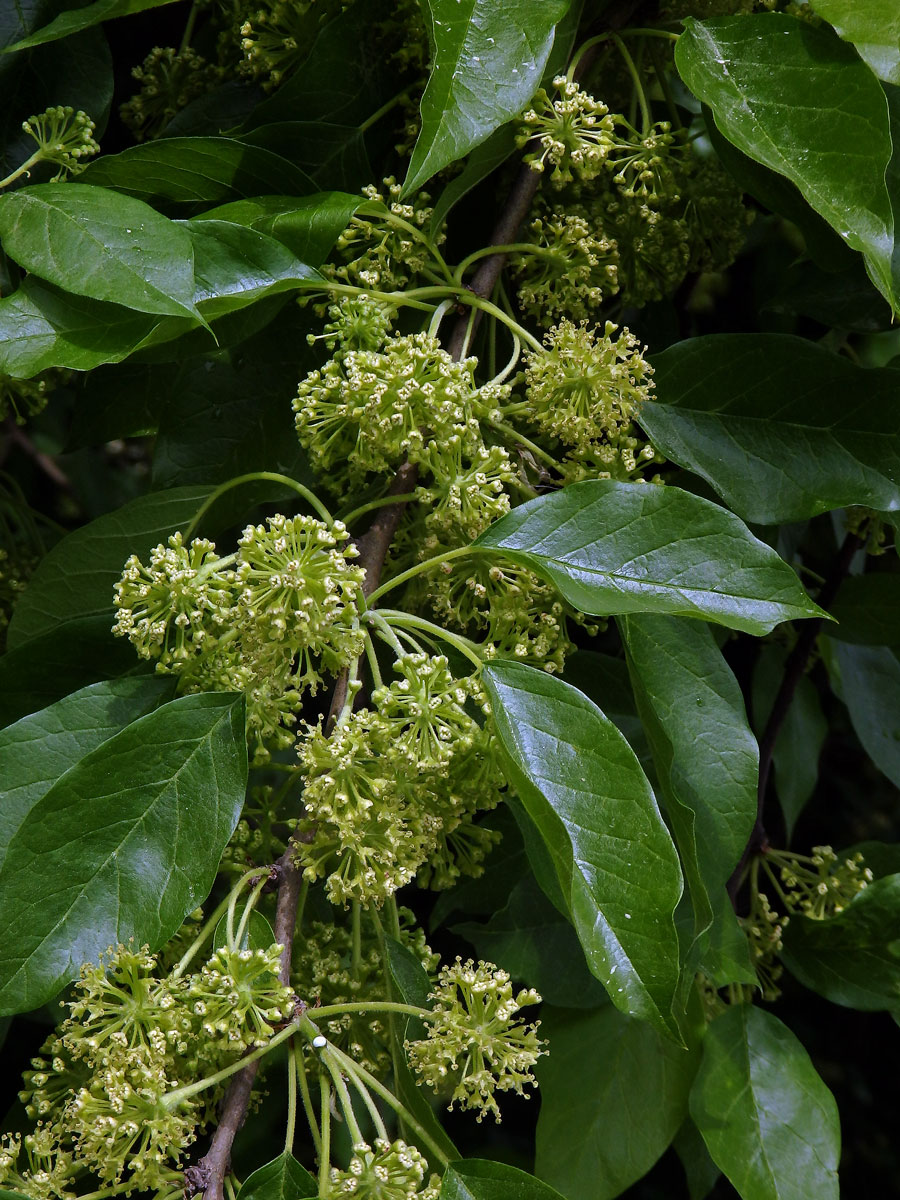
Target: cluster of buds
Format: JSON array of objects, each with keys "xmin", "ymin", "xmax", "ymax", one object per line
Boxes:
[
  {"xmin": 20, "ymin": 106, "xmax": 99, "ymax": 179},
  {"xmin": 406, "ymin": 958, "xmax": 544, "ymax": 1122},
  {"xmin": 119, "ymin": 47, "xmax": 221, "ymax": 140},
  {"xmin": 510, "ymin": 205, "xmax": 619, "ymax": 322},
  {"xmin": 519, "ymin": 76, "xmax": 618, "ymax": 187},
  {"xmin": 236, "ymin": 0, "xmax": 345, "ymax": 88},
  {"xmin": 769, "ymin": 846, "xmax": 874, "ymax": 920},
  {"xmin": 329, "ymin": 1139, "xmax": 440, "ymax": 1198}
]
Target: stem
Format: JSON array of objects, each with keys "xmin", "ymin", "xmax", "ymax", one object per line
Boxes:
[
  {"xmin": 428, "ymin": 298, "xmax": 457, "ymax": 338},
  {"xmin": 365, "ymin": 545, "xmax": 473, "ymax": 606},
  {"xmin": 173, "ymin": 868, "xmax": 264, "ymax": 979},
  {"xmin": 310, "ymin": 1001, "xmax": 434, "ymax": 1022},
  {"xmin": 454, "ymin": 242, "xmax": 553, "ymax": 286},
  {"xmin": 358, "ymin": 89, "xmax": 409, "ymax": 134},
  {"xmin": 178, "ymin": 0, "xmax": 199, "ymax": 54},
  {"xmin": 318, "ymin": 1073, "xmax": 332, "ymax": 1195},
  {"xmin": 342, "ymin": 1061, "xmax": 389, "ymax": 1142},
  {"xmin": 233, "ymin": 873, "xmax": 269, "ymax": 952},
  {"xmin": 0, "ymin": 150, "xmax": 43, "ymax": 190},
  {"xmin": 489, "ymin": 419, "xmax": 560, "ymax": 470},
  {"xmin": 324, "ymin": 1052, "xmax": 365, "ymax": 1145},
  {"xmin": 363, "ymin": 631, "xmax": 384, "ymax": 691},
  {"xmin": 611, "ymin": 34, "xmax": 652, "ymax": 134},
  {"xmin": 375, "ymin": 610, "xmax": 485, "ymax": 670},
  {"xmin": 466, "ymin": 296, "xmax": 543, "ymax": 353},
  {"xmin": 284, "ymin": 1037, "xmax": 297, "ymax": 1154},
  {"xmin": 164, "ymin": 1020, "xmax": 301, "ymax": 1109},
  {"xmin": 295, "ymin": 1042, "xmax": 322, "ymax": 1155},
  {"xmin": 339, "ymin": 492, "xmax": 412, "ymax": 528},
  {"xmin": 183, "ymin": 472, "xmax": 334, "ymax": 541}
]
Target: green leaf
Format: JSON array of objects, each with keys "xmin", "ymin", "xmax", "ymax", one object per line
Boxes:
[
  {"xmin": 441, "ymin": 1160, "xmax": 567, "ymax": 1200},
  {"xmin": 831, "ymin": 641, "xmax": 900, "ymax": 788},
  {"xmin": 7, "ymin": 485, "xmax": 211, "ymax": 649},
  {"xmin": 404, "ymin": 0, "xmax": 570, "ymax": 194},
  {"xmin": 429, "ymin": 125, "xmax": 518, "ymax": 236},
  {"xmin": 689, "ymin": 1005, "xmax": 840, "ymax": 1200},
  {"xmin": 0, "ymin": 183, "xmax": 202, "ymax": 321},
  {"xmin": 535, "ymin": 1005, "xmax": 699, "ymax": 1200},
  {"xmin": 673, "ymin": 1119, "xmax": 721, "ymax": 1200},
  {"xmin": 80, "ymin": 139, "xmax": 315, "ymax": 209},
  {"xmin": 620, "ymin": 615, "xmax": 758, "ymax": 986},
  {"xmin": 473, "ymin": 481, "xmax": 824, "ymax": 635},
  {"xmin": 829, "ymin": 574, "xmax": 900, "ymax": 646},
  {"xmin": 676, "ymin": 15, "xmax": 896, "ymax": 311},
  {"xmin": 384, "ymin": 934, "xmax": 433, "ymax": 1034},
  {"xmin": 752, "ymin": 644, "xmax": 827, "ymax": 838},
  {"xmin": 482, "ymin": 660, "xmax": 684, "ymax": 1039},
  {"xmin": 645, "ymin": 335, "xmax": 900, "ymax": 524},
  {"xmin": 454, "ymin": 876, "xmax": 608, "ymax": 1008},
  {"xmin": 194, "ymin": 192, "xmax": 360, "ymax": 267},
  {"xmin": 240, "ymin": 122, "xmax": 370, "ymax": 192},
  {"xmin": 3, "ymin": 0, "xmax": 179, "ymax": 52},
  {"xmin": 0, "ymin": 677, "xmax": 173, "ymax": 871},
  {"xmin": 0, "ymin": 276, "xmax": 174, "ymax": 377},
  {"xmin": 235, "ymin": 1152, "xmax": 318, "ymax": 1200},
  {"xmin": 809, "ymin": 0, "xmax": 900, "ymax": 84},
  {"xmin": 767, "ymin": 259, "xmax": 893, "ymax": 333},
  {"xmin": 0, "ymin": 692, "xmax": 247, "ymax": 1015},
  {"xmin": 184, "ymin": 219, "xmax": 321, "ymax": 319},
  {"xmin": 0, "ymin": 616, "xmax": 143, "ymax": 728},
  {"xmin": 212, "ymin": 909, "xmax": 276, "ymax": 954},
  {"xmin": 781, "ymin": 875, "xmax": 900, "ymax": 1011}
]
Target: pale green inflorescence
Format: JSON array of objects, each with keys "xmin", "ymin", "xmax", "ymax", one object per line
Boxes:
[
  {"xmin": 328, "ymin": 1139, "xmax": 440, "ymax": 1199},
  {"xmin": 21, "ymin": 106, "xmax": 99, "ymax": 179}
]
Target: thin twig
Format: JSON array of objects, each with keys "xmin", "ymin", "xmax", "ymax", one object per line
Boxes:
[{"xmin": 727, "ymin": 529, "xmax": 863, "ymax": 904}]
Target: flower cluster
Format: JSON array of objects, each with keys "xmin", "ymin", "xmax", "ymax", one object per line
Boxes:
[
  {"xmin": 518, "ymin": 75, "xmax": 618, "ymax": 187},
  {"xmin": 406, "ymin": 958, "xmax": 544, "ymax": 1122},
  {"xmin": 113, "ymin": 516, "xmax": 365, "ymax": 762},
  {"xmin": 236, "ymin": 0, "xmax": 348, "ymax": 88},
  {"xmin": 0, "ymin": 371, "xmax": 59, "ymax": 425},
  {"xmin": 510, "ymin": 205, "xmax": 619, "ymax": 322},
  {"xmin": 739, "ymin": 890, "xmax": 787, "ymax": 1002},
  {"xmin": 120, "ymin": 47, "xmax": 222, "ymax": 141},
  {"xmin": 21, "ymin": 106, "xmax": 99, "ymax": 179},
  {"xmin": 770, "ymin": 846, "xmax": 874, "ymax": 920},
  {"xmin": 2, "ymin": 935, "xmax": 292, "ymax": 1199},
  {"xmin": 329, "ymin": 1139, "xmax": 440, "ymax": 1199}
]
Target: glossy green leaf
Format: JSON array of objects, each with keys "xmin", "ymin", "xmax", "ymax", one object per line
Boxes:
[
  {"xmin": 0, "ymin": 692, "xmax": 247, "ymax": 1015},
  {"xmin": 184, "ymin": 219, "xmax": 321, "ymax": 319},
  {"xmin": 0, "ymin": 616, "xmax": 142, "ymax": 729},
  {"xmin": 81, "ymin": 139, "xmax": 315, "ymax": 208},
  {"xmin": 536, "ymin": 1005, "xmax": 699, "ymax": 1200},
  {"xmin": 482, "ymin": 660, "xmax": 683, "ymax": 1038},
  {"xmin": 212, "ymin": 909, "xmax": 276, "ymax": 955},
  {"xmin": 0, "ymin": 276, "xmax": 175, "ymax": 377},
  {"xmin": 832, "ymin": 641, "xmax": 900, "ymax": 787},
  {"xmin": 809, "ymin": 0, "xmax": 900, "ymax": 84},
  {"xmin": 767, "ymin": 259, "xmax": 893, "ymax": 333},
  {"xmin": 3, "ymin": 0, "xmax": 178, "ymax": 51},
  {"xmin": 752, "ymin": 644, "xmax": 827, "ymax": 837},
  {"xmin": 562, "ymin": 650, "xmax": 653, "ymax": 773},
  {"xmin": 441, "ymin": 1160, "xmax": 567, "ymax": 1200},
  {"xmin": 829, "ymin": 574, "xmax": 900, "ymax": 645},
  {"xmin": 0, "ymin": 183, "xmax": 201, "ymax": 321},
  {"xmin": 621, "ymin": 615, "xmax": 758, "ymax": 986},
  {"xmin": 645, "ymin": 335, "xmax": 900, "ymax": 524},
  {"xmin": 676, "ymin": 15, "xmax": 896, "ymax": 310},
  {"xmin": 454, "ymin": 876, "xmax": 608, "ymax": 1008},
  {"xmin": 0, "ymin": 677, "xmax": 173, "ymax": 871},
  {"xmin": 690, "ymin": 1005, "xmax": 840, "ymax": 1200},
  {"xmin": 673, "ymin": 1119, "xmax": 721, "ymax": 1200},
  {"xmin": 6, "ymin": 486, "xmax": 211, "ymax": 648},
  {"xmin": 473, "ymin": 481, "xmax": 824, "ymax": 635},
  {"xmin": 195, "ymin": 192, "xmax": 360, "ymax": 267},
  {"xmin": 235, "ymin": 1152, "xmax": 317, "ymax": 1200},
  {"xmin": 781, "ymin": 875, "xmax": 900, "ymax": 1010},
  {"xmin": 404, "ymin": 0, "xmax": 570, "ymax": 194}
]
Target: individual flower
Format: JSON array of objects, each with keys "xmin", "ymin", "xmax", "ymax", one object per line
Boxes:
[
  {"xmin": 406, "ymin": 958, "xmax": 544, "ymax": 1122},
  {"xmin": 120, "ymin": 47, "xmax": 222, "ymax": 140},
  {"xmin": 523, "ymin": 319, "xmax": 655, "ymax": 461},
  {"xmin": 183, "ymin": 943, "xmax": 295, "ymax": 1050},
  {"xmin": 328, "ymin": 1138, "xmax": 436, "ymax": 1198},
  {"xmin": 518, "ymin": 76, "xmax": 618, "ymax": 186},
  {"xmin": 510, "ymin": 206, "xmax": 619, "ymax": 323},
  {"xmin": 112, "ymin": 532, "xmax": 238, "ymax": 667},
  {"xmin": 20, "ymin": 106, "xmax": 99, "ymax": 179}
]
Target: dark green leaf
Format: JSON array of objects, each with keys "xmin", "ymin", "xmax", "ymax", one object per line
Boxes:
[
  {"xmin": 429, "ymin": 125, "xmax": 518, "ymax": 236},
  {"xmin": 454, "ymin": 876, "xmax": 608, "ymax": 1008},
  {"xmin": 0, "ymin": 692, "xmax": 247, "ymax": 1015},
  {"xmin": 536, "ymin": 1005, "xmax": 699, "ymax": 1200},
  {"xmin": 6, "ymin": 485, "xmax": 211, "ymax": 648},
  {"xmin": 673, "ymin": 1119, "xmax": 721, "ymax": 1200},
  {"xmin": 80, "ymin": 139, "xmax": 315, "ymax": 209},
  {"xmin": 3, "ymin": 0, "xmax": 178, "ymax": 51},
  {"xmin": 441, "ymin": 1159, "xmax": 567, "ymax": 1200},
  {"xmin": 767, "ymin": 259, "xmax": 892, "ymax": 333},
  {"xmin": 621, "ymin": 615, "xmax": 758, "ymax": 986},
  {"xmin": 194, "ymin": 192, "xmax": 360, "ymax": 267},
  {"xmin": 829, "ymin": 574, "xmax": 900, "ymax": 645},
  {"xmin": 562, "ymin": 650, "xmax": 653, "ymax": 772},
  {"xmin": 781, "ymin": 874, "xmax": 900, "ymax": 1010},
  {"xmin": 384, "ymin": 934, "xmax": 433, "ymax": 1030},
  {"xmin": 184, "ymin": 219, "xmax": 321, "ymax": 319},
  {"xmin": 646, "ymin": 335, "xmax": 900, "ymax": 524},
  {"xmin": 240, "ymin": 122, "xmax": 370, "ymax": 192},
  {"xmin": 404, "ymin": 0, "xmax": 570, "ymax": 194},
  {"xmin": 809, "ymin": 0, "xmax": 900, "ymax": 84},
  {"xmin": 213, "ymin": 909, "xmax": 277, "ymax": 954},
  {"xmin": 473, "ymin": 481, "xmax": 824, "ymax": 635},
  {"xmin": 67, "ymin": 362, "xmax": 179, "ymax": 447},
  {"xmin": 0, "ymin": 183, "xmax": 202, "ymax": 321},
  {"xmin": 752, "ymin": 644, "xmax": 827, "ymax": 837},
  {"xmin": 0, "ymin": 277, "xmax": 185, "ymax": 377},
  {"xmin": 689, "ymin": 1005, "xmax": 840, "ymax": 1200},
  {"xmin": 831, "ymin": 641, "xmax": 900, "ymax": 788},
  {"xmin": 0, "ymin": 677, "xmax": 173, "ymax": 871},
  {"xmin": 676, "ymin": 15, "xmax": 896, "ymax": 310},
  {"xmin": 482, "ymin": 660, "xmax": 683, "ymax": 1038},
  {"xmin": 0, "ymin": 616, "xmax": 143, "ymax": 728},
  {"xmin": 235, "ymin": 1152, "xmax": 317, "ymax": 1200}
]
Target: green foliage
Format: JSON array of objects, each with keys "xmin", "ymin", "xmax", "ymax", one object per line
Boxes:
[{"xmin": 1, "ymin": 2, "xmax": 899, "ymax": 1198}]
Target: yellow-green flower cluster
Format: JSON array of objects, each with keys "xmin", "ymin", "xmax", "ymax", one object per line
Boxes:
[
  {"xmin": 21, "ymin": 106, "xmax": 99, "ymax": 179},
  {"xmin": 329, "ymin": 1139, "xmax": 440, "ymax": 1199},
  {"xmin": 237, "ymin": 0, "xmax": 348, "ymax": 88},
  {"xmin": 510, "ymin": 204, "xmax": 619, "ymax": 322},
  {"xmin": 120, "ymin": 47, "xmax": 222, "ymax": 140},
  {"xmin": 518, "ymin": 75, "xmax": 618, "ymax": 187},
  {"xmin": 406, "ymin": 958, "xmax": 544, "ymax": 1122},
  {"xmin": 184, "ymin": 944, "xmax": 295, "ymax": 1051},
  {"xmin": 772, "ymin": 846, "xmax": 874, "ymax": 920}
]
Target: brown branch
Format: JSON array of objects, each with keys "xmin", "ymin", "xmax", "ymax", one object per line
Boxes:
[{"xmin": 727, "ymin": 529, "xmax": 863, "ymax": 904}]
